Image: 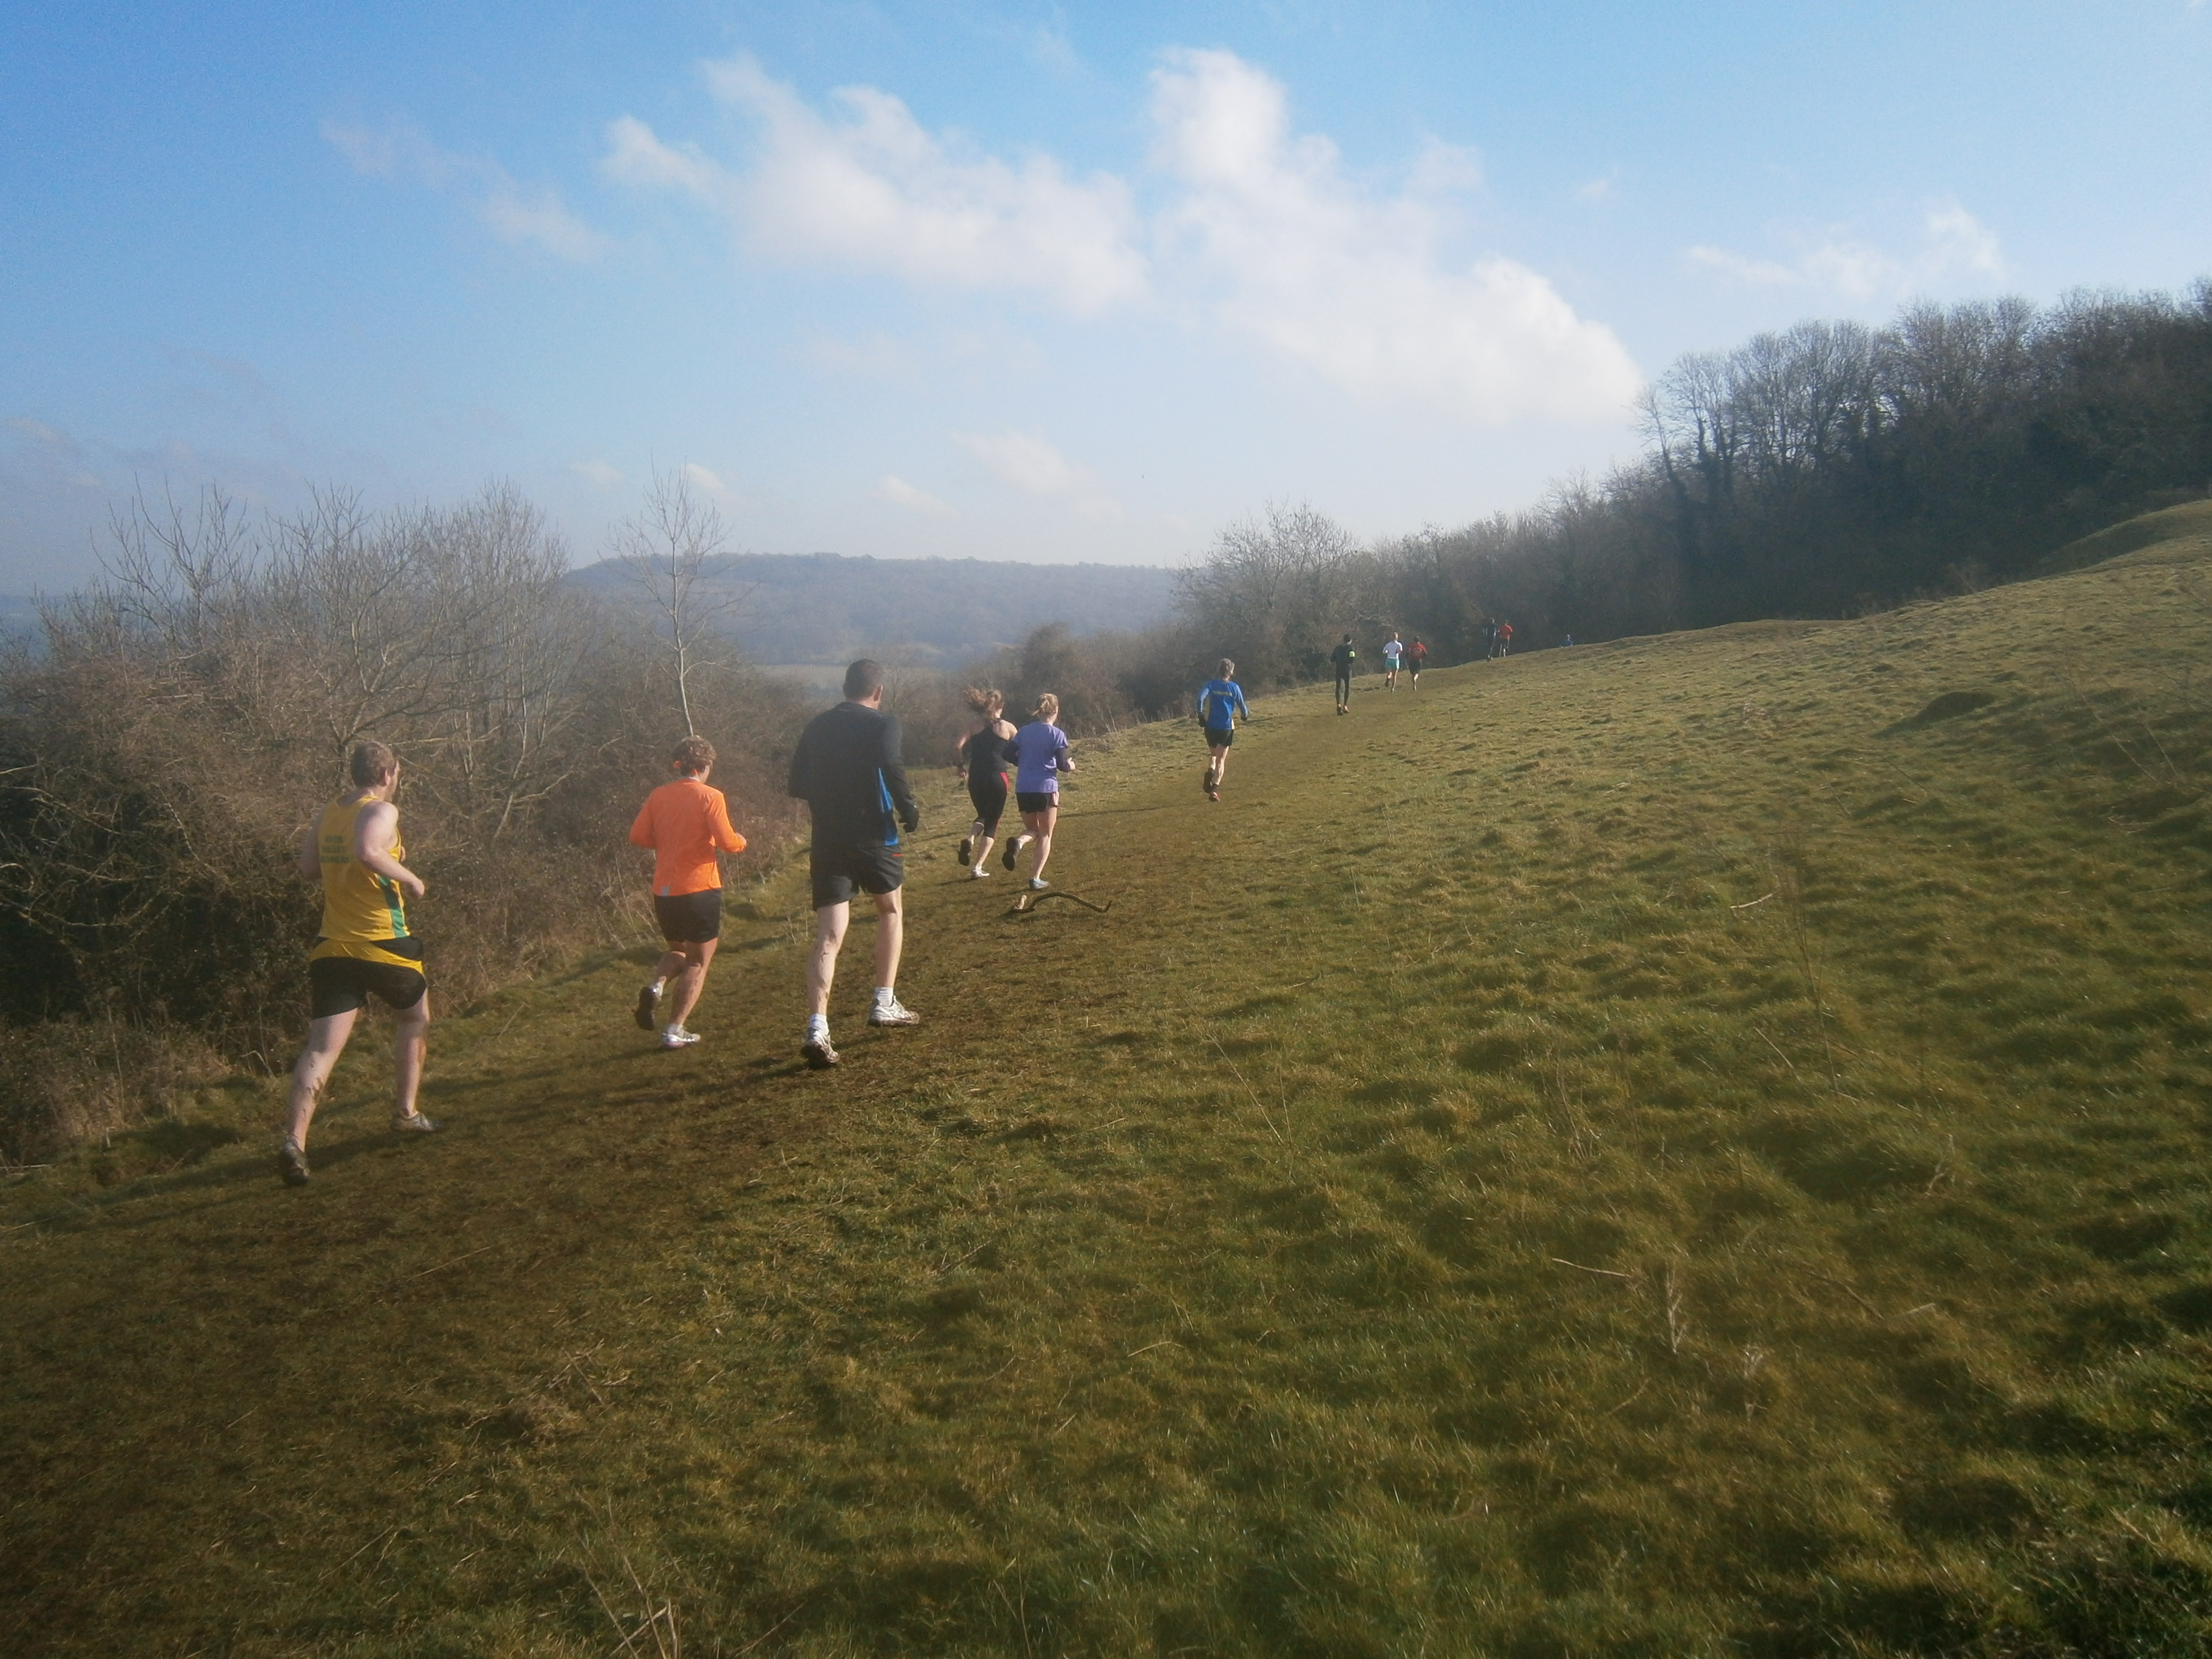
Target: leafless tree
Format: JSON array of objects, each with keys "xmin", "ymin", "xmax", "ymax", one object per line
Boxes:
[{"xmin": 612, "ymin": 469, "xmax": 749, "ymax": 737}]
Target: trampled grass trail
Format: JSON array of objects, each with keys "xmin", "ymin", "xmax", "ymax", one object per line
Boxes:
[{"xmin": 5, "ymin": 506, "xmax": 2211, "ymax": 1656}]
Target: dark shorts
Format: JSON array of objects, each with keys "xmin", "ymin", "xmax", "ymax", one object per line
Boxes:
[
  {"xmin": 967, "ymin": 769, "xmax": 1009, "ymax": 835},
  {"xmin": 810, "ymin": 840, "xmax": 905, "ymax": 909},
  {"xmin": 653, "ymin": 888, "xmax": 722, "ymax": 945},
  {"xmin": 1015, "ymin": 790, "xmax": 1059, "ymax": 816},
  {"xmin": 308, "ymin": 950, "xmax": 427, "ymax": 1020},
  {"xmin": 1335, "ymin": 666, "xmax": 1353, "ymax": 684},
  {"xmin": 1205, "ymin": 726, "xmax": 1234, "ymax": 747}
]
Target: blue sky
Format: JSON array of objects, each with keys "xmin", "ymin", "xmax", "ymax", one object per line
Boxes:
[{"xmin": 4, "ymin": 0, "xmax": 2208, "ymax": 589}]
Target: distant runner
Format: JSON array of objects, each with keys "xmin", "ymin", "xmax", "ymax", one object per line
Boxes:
[
  {"xmin": 955, "ymin": 687, "xmax": 1018, "ymax": 879},
  {"xmin": 280, "ymin": 739, "xmax": 435, "ymax": 1186},
  {"xmin": 1003, "ymin": 692, "xmax": 1074, "ymax": 890},
  {"xmin": 1195, "ymin": 658, "xmax": 1251, "ymax": 802},
  {"xmin": 1407, "ymin": 637, "xmax": 1429, "ymax": 686},
  {"xmin": 1330, "ymin": 632, "xmax": 1357, "ymax": 714},
  {"xmin": 787, "ymin": 659, "xmax": 922, "ymax": 1068},
  {"xmin": 1497, "ymin": 620, "xmax": 1514, "ymax": 658},
  {"xmin": 629, "ymin": 735, "xmax": 747, "ymax": 1050},
  {"xmin": 1483, "ymin": 619, "xmax": 1498, "ymax": 660},
  {"xmin": 1382, "ymin": 631, "xmax": 1404, "ymax": 689}
]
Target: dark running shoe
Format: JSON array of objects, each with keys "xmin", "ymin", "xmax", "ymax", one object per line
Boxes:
[
  {"xmin": 958, "ymin": 837, "xmax": 973, "ymax": 866},
  {"xmin": 279, "ymin": 1139, "xmax": 311, "ymax": 1186},
  {"xmin": 802, "ymin": 1035, "xmax": 840, "ymax": 1069},
  {"xmin": 633, "ymin": 982, "xmax": 659, "ymax": 1031},
  {"xmin": 1001, "ymin": 834, "xmax": 1022, "ymax": 871}
]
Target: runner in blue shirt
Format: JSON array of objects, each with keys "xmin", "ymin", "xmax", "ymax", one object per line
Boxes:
[
  {"xmin": 1195, "ymin": 658, "xmax": 1251, "ymax": 802},
  {"xmin": 1000, "ymin": 693, "xmax": 1075, "ymax": 890}
]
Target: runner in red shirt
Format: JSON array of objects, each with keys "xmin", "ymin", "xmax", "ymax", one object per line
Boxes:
[
  {"xmin": 629, "ymin": 735, "xmax": 747, "ymax": 1049},
  {"xmin": 1496, "ymin": 621, "xmax": 1514, "ymax": 658},
  {"xmin": 1407, "ymin": 637, "xmax": 1428, "ymax": 686}
]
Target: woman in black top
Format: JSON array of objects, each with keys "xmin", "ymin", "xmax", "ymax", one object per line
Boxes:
[{"xmin": 954, "ymin": 687, "xmax": 1019, "ymax": 879}]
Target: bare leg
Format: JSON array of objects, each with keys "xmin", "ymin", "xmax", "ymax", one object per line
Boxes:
[
  {"xmin": 871, "ymin": 888, "xmax": 903, "ymax": 990},
  {"xmin": 286, "ymin": 1010, "xmax": 359, "ymax": 1150},
  {"xmin": 392, "ymin": 994, "xmax": 430, "ymax": 1120},
  {"xmin": 807, "ymin": 902, "xmax": 850, "ymax": 1018},
  {"xmin": 1210, "ymin": 742, "xmax": 1230, "ymax": 785},
  {"xmin": 1025, "ymin": 806, "xmax": 1058, "ymax": 881},
  {"xmin": 663, "ymin": 938, "xmax": 716, "ymax": 1029},
  {"xmin": 971, "ymin": 827, "xmax": 996, "ymax": 870}
]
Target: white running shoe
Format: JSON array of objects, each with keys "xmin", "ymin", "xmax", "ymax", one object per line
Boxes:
[
  {"xmin": 868, "ymin": 997, "xmax": 920, "ymax": 1027},
  {"xmin": 661, "ymin": 1027, "xmax": 702, "ymax": 1049},
  {"xmin": 971, "ymin": 866, "xmax": 990, "ymax": 879},
  {"xmin": 1028, "ymin": 877, "xmax": 1050, "ymax": 891}
]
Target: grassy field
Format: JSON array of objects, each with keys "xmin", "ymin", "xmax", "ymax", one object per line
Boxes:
[{"xmin": 4, "ymin": 505, "xmax": 2210, "ymax": 1657}]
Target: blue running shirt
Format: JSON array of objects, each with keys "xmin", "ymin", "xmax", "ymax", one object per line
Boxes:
[{"xmin": 1196, "ymin": 678, "xmax": 1249, "ymax": 732}]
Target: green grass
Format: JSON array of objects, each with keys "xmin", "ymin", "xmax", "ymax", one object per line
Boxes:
[{"xmin": 5, "ymin": 506, "xmax": 2212, "ymax": 1657}]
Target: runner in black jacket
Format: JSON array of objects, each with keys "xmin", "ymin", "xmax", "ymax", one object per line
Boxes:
[{"xmin": 787, "ymin": 659, "xmax": 922, "ymax": 1067}]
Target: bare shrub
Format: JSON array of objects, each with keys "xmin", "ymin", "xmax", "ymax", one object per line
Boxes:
[{"xmin": 0, "ymin": 480, "xmax": 809, "ymax": 1156}]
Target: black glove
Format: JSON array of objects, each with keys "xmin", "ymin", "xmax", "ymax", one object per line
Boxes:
[{"xmin": 901, "ymin": 808, "xmax": 922, "ymax": 834}]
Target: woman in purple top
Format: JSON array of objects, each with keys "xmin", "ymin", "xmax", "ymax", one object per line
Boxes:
[{"xmin": 1001, "ymin": 692, "xmax": 1075, "ymax": 890}]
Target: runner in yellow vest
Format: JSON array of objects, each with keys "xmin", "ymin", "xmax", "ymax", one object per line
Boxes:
[{"xmin": 279, "ymin": 739, "xmax": 435, "ymax": 1185}]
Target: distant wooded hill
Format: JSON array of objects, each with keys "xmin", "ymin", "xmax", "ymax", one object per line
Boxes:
[{"xmin": 566, "ymin": 552, "xmax": 1180, "ymax": 668}]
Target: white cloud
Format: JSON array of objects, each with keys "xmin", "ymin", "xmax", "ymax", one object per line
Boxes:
[
  {"xmin": 954, "ymin": 429, "xmax": 1119, "ymax": 521},
  {"xmin": 871, "ymin": 475, "xmax": 955, "ymax": 515},
  {"xmin": 323, "ymin": 119, "xmax": 607, "ymax": 263},
  {"xmin": 567, "ymin": 458, "xmax": 625, "ymax": 488},
  {"xmin": 602, "ymin": 56, "xmax": 1147, "ymax": 315},
  {"xmin": 597, "ymin": 48, "xmax": 1637, "ymax": 422},
  {"xmin": 679, "ymin": 461, "xmax": 728, "ymax": 494},
  {"xmin": 1688, "ymin": 201, "xmax": 2006, "ymax": 304},
  {"xmin": 1576, "ymin": 172, "xmax": 1619, "ymax": 204},
  {"xmin": 1147, "ymin": 50, "xmax": 1642, "ymax": 421}
]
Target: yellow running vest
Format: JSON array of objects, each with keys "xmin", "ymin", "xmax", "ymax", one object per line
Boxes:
[{"xmin": 308, "ymin": 796, "xmax": 420, "ymax": 969}]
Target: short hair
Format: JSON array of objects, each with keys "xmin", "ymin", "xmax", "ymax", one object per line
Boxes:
[
  {"xmin": 1341, "ymin": 631, "xmax": 1353, "ymax": 642},
  {"xmin": 843, "ymin": 659, "xmax": 885, "ymax": 701},
  {"xmin": 1032, "ymin": 692, "xmax": 1060, "ymax": 723},
  {"xmin": 1217, "ymin": 658, "xmax": 1235, "ymax": 678},
  {"xmin": 963, "ymin": 686, "xmax": 1004, "ymax": 714},
  {"xmin": 349, "ymin": 739, "xmax": 398, "ymax": 788},
  {"xmin": 671, "ymin": 736, "xmax": 715, "ymax": 774}
]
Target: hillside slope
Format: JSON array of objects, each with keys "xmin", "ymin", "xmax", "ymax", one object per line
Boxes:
[{"xmin": 4, "ymin": 522, "xmax": 2210, "ymax": 1656}]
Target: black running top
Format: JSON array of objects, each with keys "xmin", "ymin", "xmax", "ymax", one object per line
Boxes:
[
  {"xmin": 961, "ymin": 722, "xmax": 1012, "ymax": 778},
  {"xmin": 787, "ymin": 701, "xmax": 920, "ymax": 847}
]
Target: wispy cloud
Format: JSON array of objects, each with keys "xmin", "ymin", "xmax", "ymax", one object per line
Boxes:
[
  {"xmin": 1687, "ymin": 200, "xmax": 2006, "ymax": 304},
  {"xmin": 597, "ymin": 48, "xmax": 1639, "ymax": 422},
  {"xmin": 567, "ymin": 458, "xmax": 624, "ymax": 488},
  {"xmin": 1147, "ymin": 51, "xmax": 1641, "ymax": 421},
  {"xmin": 603, "ymin": 55, "xmax": 1146, "ymax": 315},
  {"xmin": 954, "ymin": 429, "xmax": 1119, "ymax": 521},
  {"xmin": 323, "ymin": 119, "xmax": 607, "ymax": 263},
  {"xmin": 870, "ymin": 475, "xmax": 955, "ymax": 515},
  {"xmin": 679, "ymin": 461, "xmax": 728, "ymax": 494}
]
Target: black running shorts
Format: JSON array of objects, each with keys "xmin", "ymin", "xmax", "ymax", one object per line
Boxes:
[
  {"xmin": 966, "ymin": 769, "xmax": 1009, "ymax": 836},
  {"xmin": 1015, "ymin": 790, "xmax": 1059, "ymax": 815},
  {"xmin": 1205, "ymin": 726, "xmax": 1234, "ymax": 747},
  {"xmin": 810, "ymin": 840, "xmax": 904, "ymax": 909},
  {"xmin": 653, "ymin": 888, "xmax": 722, "ymax": 945},
  {"xmin": 308, "ymin": 952, "xmax": 427, "ymax": 1019}
]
